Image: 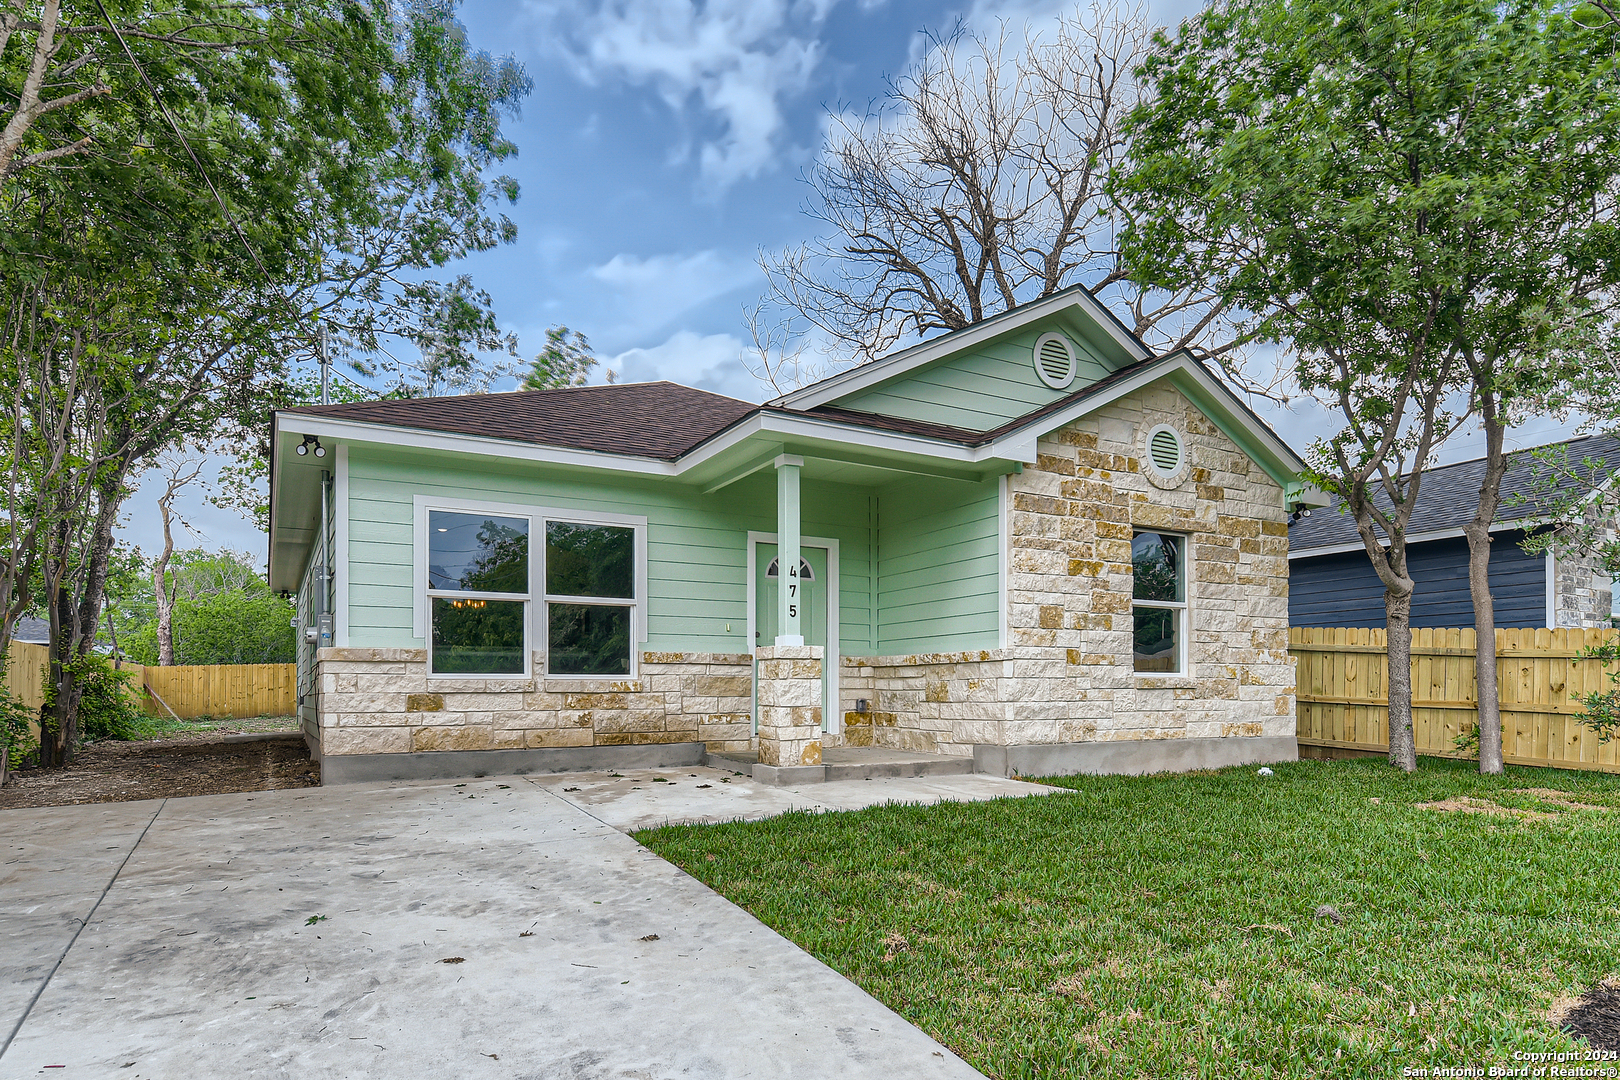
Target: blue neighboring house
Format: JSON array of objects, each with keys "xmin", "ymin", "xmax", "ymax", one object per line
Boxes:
[{"xmin": 1288, "ymin": 435, "xmax": 1620, "ymax": 630}]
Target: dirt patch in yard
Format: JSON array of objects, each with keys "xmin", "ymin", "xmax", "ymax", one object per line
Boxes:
[
  {"xmin": 1508, "ymin": 788, "xmax": 1614, "ymax": 813},
  {"xmin": 0, "ymin": 726, "xmax": 318, "ymax": 809},
  {"xmin": 1415, "ymin": 796, "xmax": 1556, "ymax": 820}
]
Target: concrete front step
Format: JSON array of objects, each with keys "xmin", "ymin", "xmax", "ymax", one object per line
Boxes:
[{"xmin": 705, "ymin": 747, "xmax": 975, "ymax": 786}]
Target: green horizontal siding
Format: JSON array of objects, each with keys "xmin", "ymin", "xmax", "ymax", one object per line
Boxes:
[
  {"xmin": 875, "ymin": 475, "xmax": 1001, "ymax": 655},
  {"xmin": 341, "ymin": 447, "xmax": 876, "ymax": 656},
  {"xmin": 835, "ymin": 319, "xmax": 1116, "ymax": 431}
]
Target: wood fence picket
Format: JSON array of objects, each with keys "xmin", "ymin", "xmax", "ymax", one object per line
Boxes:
[{"xmin": 1290, "ymin": 627, "xmax": 1620, "ymax": 773}]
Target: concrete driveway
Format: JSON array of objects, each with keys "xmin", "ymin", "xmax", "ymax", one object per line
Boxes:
[{"xmin": 0, "ymin": 769, "xmax": 1052, "ymax": 1078}]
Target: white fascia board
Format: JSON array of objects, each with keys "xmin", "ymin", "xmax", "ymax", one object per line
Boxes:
[
  {"xmin": 279, "ymin": 407, "xmax": 1023, "ymax": 484},
  {"xmin": 278, "ymin": 413, "xmax": 685, "ymax": 477},
  {"xmin": 772, "ymin": 289, "xmax": 1151, "ymax": 411},
  {"xmin": 747, "ymin": 411, "xmax": 996, "ymax": 465},
  {"xmin": 1287, "ymin": 519, "xmax": 1530, "ymax": 560},
  {"xmin": 981, "ymin": 353, "xmax": 1306, "ymax": 479}
]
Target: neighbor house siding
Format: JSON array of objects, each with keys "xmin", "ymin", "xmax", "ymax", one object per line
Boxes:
[
  {"xmin": 1288, "ymin": 530, "xmax": 1547, "ymax": 629},
  {"xmin": 341, "ymin": 446, "xmax": 879, "ymax": 657},
  {"xmin": 874, "ymin": 474, "xmax": 1001, "ymax": 655}
]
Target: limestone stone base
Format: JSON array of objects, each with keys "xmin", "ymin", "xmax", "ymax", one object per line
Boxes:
[
  {"xmin": 313, "ymin": 648, "xmax": 753, "ymax": 761},
  {"xmin": 755, "ymin": 645, "xmax": 822, "ymax": 768}
]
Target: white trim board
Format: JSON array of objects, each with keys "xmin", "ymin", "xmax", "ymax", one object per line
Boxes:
[
  {"xmin": 1546, "ymin": 550, "xmax": 1557, "ymax": 629},
  {"xmin": 747, "ymin": 531, "xmax": 841, "ymax": 736},
  {"xmin": 1288, "ymin": 519, "xmax": 1531, "ymax": 560},
  {"xmin": 334, "ymin": 444, "xmax": 350, "ymax": 647}
]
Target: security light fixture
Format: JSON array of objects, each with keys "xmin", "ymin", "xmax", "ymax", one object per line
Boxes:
[{"xmin": 295, "ymin": 434, "xmax": 327, "ymax": 458}]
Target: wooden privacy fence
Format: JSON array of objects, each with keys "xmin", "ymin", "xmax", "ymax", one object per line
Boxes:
[
  {"xmin": 1291, "ymin": 626, "xmax": 1620, "ymax": 774},
  {"xmin": 2, "ymin": 642, "xmax": 295, "ymax": 720},
  {"xmin": 135, "ymin": 663, "xmax": 297, "ymax": 719}
]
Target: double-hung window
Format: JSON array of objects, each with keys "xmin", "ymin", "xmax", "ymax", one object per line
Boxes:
[
  {"xmin": 1132, "ymin": 531, "xmax": 1187, "ymax": 674},
  {"xmin": 427, "ymin": 510, "xmax": 532, "ymax": 676},
  {"xmin": 420, "ymin": 499, "xmax": 643, "ymax": 679},
  {"xmin": 544, "ymin": 521, "xmax": 635, "ymax": 676}
]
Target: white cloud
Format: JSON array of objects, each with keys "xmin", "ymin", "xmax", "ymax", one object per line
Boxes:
[
  {"xmin": 587, "ymin": 249, "xmax": 759, "ymax": 344},
  {"xmin": 609, "ymin": 329, "xmax": 766, "ymax": 401},
  {"xmin": 536, "ymin": 0, "xmax": 838, "ymax": 187}
]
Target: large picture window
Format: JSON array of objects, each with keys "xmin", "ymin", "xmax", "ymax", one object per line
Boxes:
[
  {"xmin": 427, "ymin": 510, "xmax": 530, "ymax": 675},
  {"xmin": 1132, "ymin": 531, "xmax": 1186, "ymax": 674},
  {"xmin": 419, "ymin": 500, "xmax": 643, "ymax": 679}
]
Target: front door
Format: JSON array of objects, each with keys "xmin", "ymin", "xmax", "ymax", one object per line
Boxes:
[{"xmin": 755, "ymin": 543, "xmax": 830, "ymax": 730}]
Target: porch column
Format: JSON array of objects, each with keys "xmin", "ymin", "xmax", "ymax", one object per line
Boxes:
[{"xmin": 775, "ymin": 454, "xmax": 804, "ymax": 646}]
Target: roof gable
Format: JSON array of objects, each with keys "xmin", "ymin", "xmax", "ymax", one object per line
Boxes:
[{"xmin": 776, "ymin": 286, "xmax": 1151, "ymax": 428}]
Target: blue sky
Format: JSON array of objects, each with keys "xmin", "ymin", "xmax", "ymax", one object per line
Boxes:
[{"xmin": 117, "ymin": 0, "xmax": 1583, "ymax": 562}]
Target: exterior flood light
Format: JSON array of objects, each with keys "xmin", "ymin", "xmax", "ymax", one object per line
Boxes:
[{"xmin": 296, "ymin": 435, "xmax": 327, "ymax": 458}]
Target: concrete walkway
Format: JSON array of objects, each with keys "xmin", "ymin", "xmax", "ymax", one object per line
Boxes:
[{"xmin": 0, "ymin": 769, "xmax": 1053, "ymax": 1078}]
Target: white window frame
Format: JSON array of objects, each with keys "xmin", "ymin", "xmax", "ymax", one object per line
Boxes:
[
  {"xmin": 1131, "ymin": 529, "xmax": 1189, "ymax": 676},
  {"xmin": 413, "ymin": 496, "xmax": 648, "ymax": 681}
]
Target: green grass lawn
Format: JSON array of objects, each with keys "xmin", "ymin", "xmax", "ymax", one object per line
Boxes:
[{"xmin": 636, "ymin": 757, "xmax": 1620, "ymax": 1079}]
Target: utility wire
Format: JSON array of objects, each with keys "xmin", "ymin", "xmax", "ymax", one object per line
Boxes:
[{"xmin": 91, "ymin": 0, "xmax": 271, "ymax": 282}]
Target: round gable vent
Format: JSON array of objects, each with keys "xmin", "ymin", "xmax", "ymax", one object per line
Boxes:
[
  {"xmin": 1147, "ymin": 425, "xmax": 1185, "ymax": 476},
  {"xmin": 1033, "ymin": 332, "xmax": 1077, "ymax": 390}
]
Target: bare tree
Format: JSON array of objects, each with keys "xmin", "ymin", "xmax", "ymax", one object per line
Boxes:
[
  {"xmin": 757, "ymin": 2, "xmax": 1258, "ymax": 391},
  {"xmin": 739, "ymin": 302, "xmax": 834, "ymax": 398},
  {"xmin": 150, "ymin": 456, "xmax": 206, "ymax": 666}
]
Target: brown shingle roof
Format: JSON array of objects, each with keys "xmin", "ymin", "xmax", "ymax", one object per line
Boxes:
[{"xmin": 286, "ymin": 381, "xmax": 757, "ymax": 461}]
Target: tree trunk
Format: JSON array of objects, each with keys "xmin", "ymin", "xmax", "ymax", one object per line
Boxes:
[
  {"xmin": 153, "ymin": 463, "xmax": 183, "ymax": 665},
  {"xmin": 1467, "ymin": 415, "xmax": 1508, "ymax": 775},
  {"xmin": 42, "ymin": 471, "xmax": 127, "ymax": 766},
  {"xmin": 1385, "ymin": 584, "xmax": 1418, "ymax": 772}
]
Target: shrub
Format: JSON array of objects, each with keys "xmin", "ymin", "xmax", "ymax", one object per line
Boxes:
[
  {"xmin": 45, "ymin": 652, "xmax": 146, "ymax": 742},
  {"xmin": 0, "ymin": 678, "xmax": 36, "ymax": 765}
]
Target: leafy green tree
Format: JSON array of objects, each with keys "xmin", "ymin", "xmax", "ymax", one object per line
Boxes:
[
  {"xmin": 1115, "ymin": 0, "xmax": 1620, "ymax": 772},
  {"xmin": 119, "ymin": 548, "xmax": 295, "ymax": 665},
  {"xmin": 524, "ymin": 326, "xmax": 601, "ymax": 390},
  {"xmin": 2, "ymin": 0, "xmax": 531, "ymax": 765}
]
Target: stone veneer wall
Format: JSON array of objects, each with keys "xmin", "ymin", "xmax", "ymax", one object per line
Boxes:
[
  {"xmin": 754, "ymin": 645, "xmax": 823, "ymax": 767},
  {"xmin": 1554, "ymin": 513, "xmax": 1617, "ymax": 628},
  {"xmin": 312, "ymin": 648, "xmax": 754, "ymax": 757},
  {"xmin": 839, "ymin": 381, "xmax": 1295, "ymax": 757}
]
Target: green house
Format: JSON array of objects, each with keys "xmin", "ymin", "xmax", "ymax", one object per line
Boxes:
[{"xmin": 269, "ymin": 286, "xmax": 1321, "ymax": 784}]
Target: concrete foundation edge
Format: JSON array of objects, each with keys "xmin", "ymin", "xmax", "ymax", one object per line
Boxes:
[
  {"xmin": 751, "ymin": 763, "xmax": 826, "ymax": 785},
  {"xmin": 973, "ymin": 735, "xmax": 1299, "ymax": 778},
  {"xmin": 320, "ymin": 743, "xmax": 708, "ymax": 785}
]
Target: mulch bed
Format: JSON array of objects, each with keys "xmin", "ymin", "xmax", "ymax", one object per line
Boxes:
[
  {"xmin": 1563, "ymin": 980, "xmax": 1620, "ymax": 1052},
  {"xmin": 0, "ymin": 733, "xmax": 319, "ymax": 809}
]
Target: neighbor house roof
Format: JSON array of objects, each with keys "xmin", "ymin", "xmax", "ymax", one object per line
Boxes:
[
  {"xmin": 1289, "ymin": 433, "xmax": 1620, "ymax": 555},
  {"xmin": 10, "ymin": 615, "xmax": 47, "ymax": 644},
  {"xmin": 285, "ymin": 381, "xmax": 758, "ymax": 462}
]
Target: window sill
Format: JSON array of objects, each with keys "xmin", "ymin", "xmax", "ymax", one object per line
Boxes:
[
  {"xmin": 543, "ymin": 677, "xmax": 647, "ymax": 694},
  {"xmin": 1134, "ymin": 674, "xmax": 1197, "ymax": 690},
  {"xmin": 424, "ymin": 674, "xmax": 536, "ymax": 691}
]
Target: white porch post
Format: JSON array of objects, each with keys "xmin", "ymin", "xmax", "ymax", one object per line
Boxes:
[{"xmin": 775, "ymin": 454, "xmax": 804, "ymax": 646}]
